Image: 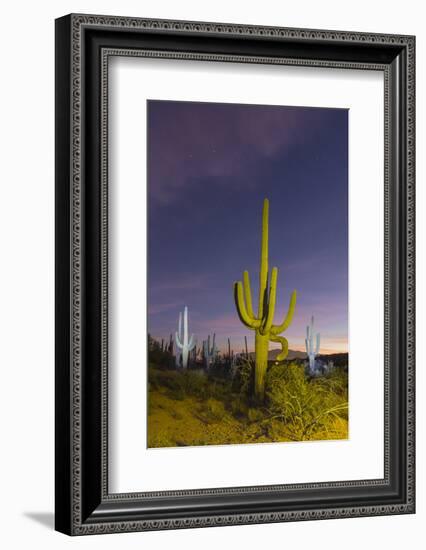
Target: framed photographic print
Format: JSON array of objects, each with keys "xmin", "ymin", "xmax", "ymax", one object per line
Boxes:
[{"xmin": 55, "ymin": 14, "xmax": 415, "ymax": 535}]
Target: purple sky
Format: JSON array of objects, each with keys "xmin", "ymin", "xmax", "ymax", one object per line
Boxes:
[{"xmin": 147, "ymin": 100, "xmax": 348, "ymax": 355}]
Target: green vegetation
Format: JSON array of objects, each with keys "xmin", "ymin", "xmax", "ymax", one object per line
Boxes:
[
  {"xmin": 147, "ymin": 359, "xmax": 348, "ymax": 448},
  {"xmin": 234, "ymin": 199, "xmax": 297, "ymax": 401}
]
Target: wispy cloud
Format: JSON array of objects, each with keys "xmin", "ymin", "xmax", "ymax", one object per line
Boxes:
[{"xmin": 148, "ymin": 101, "xmax": 332, "ymax": 205}]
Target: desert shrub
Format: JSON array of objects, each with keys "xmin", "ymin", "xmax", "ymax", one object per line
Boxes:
[
  {"xmin": 147, "ymin": 335, "xmax": 174, "ymax": 369},
  {"xmin": 265, "ymin": 363, "xmax": 348, "ymax": 441},
  {"xmin": 205, "ymin": 377, "xmax": 233, "ymax": 402},
  {"xmin": 229, "ymin": 396, "xmax": 249, "ymax": 418},
  {"xmin": 232, "ymin": 358, "xmax": 254, "ymax": 397},
  {"xmin": 181, "ymin": 370, "xmax": 208, "ymax": 397},
  {"xmin": 147, "ymin": 365, "xmax": 159, "ymax": 389},
  {"xmin": 148, "ymin": 366, "xmax": 235, "ymax": 403},
  {"xmin": 324, "ymin": 368, "xmax": 349, "ymax": 394},
  {"xmin": 247, "ymin": 407, "xmax": 264, "ymax": 423},
  {"xmin": 209, "ymin": 362, "xmax": 231, "ymax": 379},
  {"xmin": 204, "ymin": 398, "xmax": 226, "ymax": 421}
]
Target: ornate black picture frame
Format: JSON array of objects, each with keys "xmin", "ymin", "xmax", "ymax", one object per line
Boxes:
[{"xmin": 55, "ymin": 13, "xmax": 415, "ymax": 535}]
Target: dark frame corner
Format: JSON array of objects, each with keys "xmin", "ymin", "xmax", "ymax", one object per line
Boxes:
[{"xmin": 55, "ymin": 13, "xmax": 415, "ymax": 536}]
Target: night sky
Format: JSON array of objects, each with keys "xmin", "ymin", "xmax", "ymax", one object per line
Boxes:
[{"xmin": 147, "ymin": 100, "xmax": 348, "ymax": 355}]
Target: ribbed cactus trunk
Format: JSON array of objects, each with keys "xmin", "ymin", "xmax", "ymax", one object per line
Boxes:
[
  {"xmin": 181, "ymin": 308, "xmax": 190, "ymax": 368},
  {"xmin": 234, "ymin": 199, "xmax": 297, "ymax": 402},
  {"xmin": 254, "ymin": 332, "xmax": 269, "ymax": 399}
]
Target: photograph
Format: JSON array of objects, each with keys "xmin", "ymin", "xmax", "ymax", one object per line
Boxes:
[{"xmin": 147, "ymin": 99, "xmax": 349, "ymax": 448}]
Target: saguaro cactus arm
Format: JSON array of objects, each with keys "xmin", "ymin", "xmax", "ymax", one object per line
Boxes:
[
  {"xmin": 175, "ymin": 331, "xmax": 183, "ymax": 349},
  {"xmin": 188, "ymin": 334, "xmax": 195, "ymax": 351},
  {"xmin": 175, "ymin": 329, "xmax": 194, "ymax": 350},
  {"xmin": 234, "ymin": 282, "xmax": 261, "ymax": 329},
  {"xmin": 175, "ymin": 312, "xmax": 184, "ymax": 348},
  {"xmin": 271, "ymin": 289, "xmax": 297, "ymax": 335},
  {"xmin": 243, "ymin": 271, "xmax": 255, "ymax": 318},
  {"xmin": 270, "ymin": 334, "xmax": 289, "ymax": 361}
]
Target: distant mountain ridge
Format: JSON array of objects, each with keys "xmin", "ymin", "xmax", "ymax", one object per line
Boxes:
[
  {"xmin": 270, "ymin": 349, "xmax": 306, "ymax": 360},
  {"xmin": 245, "ymin": 349, "xmax": 307, "ymax": 360},
  {"xmin": 246, "ymin": 349, "xmax": 348, "ymax": 361}
]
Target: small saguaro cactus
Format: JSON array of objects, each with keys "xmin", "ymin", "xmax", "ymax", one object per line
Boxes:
[
  {"xmin": 227, "ymin": 337, "xmax": 237, "ymax": 370},
  {"xmin": 305, "ymin": 316, "xmax": 320, "ymax": 373},
  {"xmin": 168, "ymin": 333, "xmax": 174, "ymax": 355},
  {"xmin": 203, "ymin": 333, "xmax": 217, "ymax": 369},
  {"xmin": 234, "ymin": 198, "xmax": 297, "ymax": 401},
  {"xmin": 175, "ymin": 307, "xmax": 196, "ymax": 369}
]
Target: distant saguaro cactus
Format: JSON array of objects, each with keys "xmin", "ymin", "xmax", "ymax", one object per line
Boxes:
[
  {"xmin": 175, "ymin": 316, "xmax": 182, "ymax": 368},
  {"xmin": 203, "ymin": 333, "xmax": 217, "ymax": 369},
  {"xmin": 175, "ymin": 307, "xmax": 196, "ymax": 369},
  {"xmin": 305, "ymin": 316, "xmax": 320, "ymax": 373},
  {"xmin": 227, "ymin": 337, "xmax": 236, "ymax": 369},
  {"xmin": 234, "ymin": 198, "xmax": 297, "ymax": 401}
]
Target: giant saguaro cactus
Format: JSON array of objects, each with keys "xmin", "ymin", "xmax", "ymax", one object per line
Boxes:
[
  {"xmin": 234, "ymin": 198, "xmax": 297, "ymax": 400},
  {"xmin": 305, "ymin": 316, "xmax": 320, "ymax": 373},
  {"xmin": 175, "ymin": 307, "xmax": 196, "ymax": 369}
]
